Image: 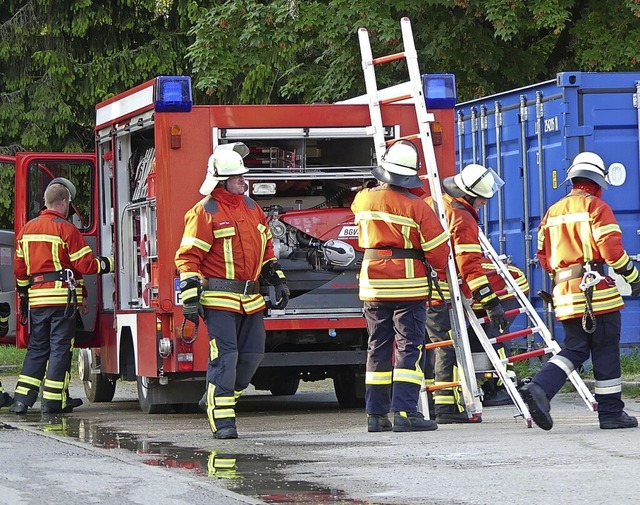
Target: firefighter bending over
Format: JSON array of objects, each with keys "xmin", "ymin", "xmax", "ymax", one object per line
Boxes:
[
  {"xmin": 175, "ymin": 143, "xmax": 289, "ymax": 440},
  {"xmin": 424, "ymin": 164, "xmax": 530, "ymax": 423},
  {"xmin": 11, "ymin": 178, "xmax": 113, "ymax": 415},
  {"xmin": 352, "ymin": 140, "xmax": 450, "ymax": 432},
  {"xmin": 521, "ymin": 152, "xmax": 640, "ymax": 430}
]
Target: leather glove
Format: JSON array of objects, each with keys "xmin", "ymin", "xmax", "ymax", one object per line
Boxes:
[
  {"xmin": 630, "ymin": 278, "xmax": 640, "ymax": 297},
  {"xmin": 483, "ymin": 298, "xmax": 508, "ymax": 332},
  {"xmin": 17, "ymin": 285, "xmax": 29, "ymax": 325},
  {"xmin": 179, "ymin": 276, "xmax": 202, "ymax": 324},
  {"xmin": 272, "ymin": 282, "xmax": 290, "ymax": 310}
]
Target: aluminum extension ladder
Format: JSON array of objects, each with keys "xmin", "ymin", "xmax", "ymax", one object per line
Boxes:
[
  {"xmin": 357, "ymin": 17, "xmax": 597, "ymax": 427},
  {"xmin": 357, "ymin": 17, "xmax": 483, "ymax": 420}
]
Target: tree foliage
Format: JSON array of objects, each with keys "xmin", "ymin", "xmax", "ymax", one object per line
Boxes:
[{"xmin": 2, "ymin": 0, "xmax": 640, "ymax": 229}]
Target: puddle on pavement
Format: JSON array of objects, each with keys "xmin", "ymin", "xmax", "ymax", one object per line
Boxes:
[{"xmin": 22, "ymin": 413, "xmax": 368, "ymax": 505}]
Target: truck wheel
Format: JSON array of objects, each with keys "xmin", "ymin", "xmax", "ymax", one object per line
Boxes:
[
  {"xmin": 79, "ymin": 348, "xmax": 116, "ymax": 403},
  {"xmin": 333, "ymin": 369, "xmax": 365, "ymax": 408},
  {"xmin": 269, "ymin": 375, "xmax": 300, "ymax": 396},
  {"xmin": 137, "ymin": 376, "xmax": 172, "ymax": 414}
]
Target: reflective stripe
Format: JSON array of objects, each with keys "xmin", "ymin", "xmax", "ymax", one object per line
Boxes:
[
  {"xmin": 393, "ymin": 368, "xmax": 423, "ymax": 385},
  {"xmin": 179, "ymin": 236, "xmax": 211, "ymax": 252},
  {"xmin": 366, "ymin": 370, "xmax": 393, "ymax": 385},
  {"xmin": 548, "ymin": 354, "xmax": 575, "ymax": 376},
  {"xmin": 594, "ymin": 378, "xmax": 622, "ymax": 395},
  {"xmin": 18, "ymin": 375, "xmax": 42, "ymax": 388}
]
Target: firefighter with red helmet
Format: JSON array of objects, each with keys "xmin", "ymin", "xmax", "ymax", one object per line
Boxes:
[
  {"xmin": 423, "ymin": 164, "xmax": 529, "ymax": 423},
  {"xmin": 175, "ymin": 143, "xmax": 289, "ymax": 440},
  {"xmin": 521, "ymin": 151, "xmax": 640, "ymax": 430},
  {"xmin": 351, "ymin": 140, "xmax": 450, "ymax": 432},
  {"xmin": 10, "ymin": 178, "xmax": 113, "ymax": 415}
]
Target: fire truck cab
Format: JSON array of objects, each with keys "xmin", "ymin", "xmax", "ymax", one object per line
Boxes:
[{"xmin": 13, "ymin": 75, "xmax": 456, "ymax": 413}]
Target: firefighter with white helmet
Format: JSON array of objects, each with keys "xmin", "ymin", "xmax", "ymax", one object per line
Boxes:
[
  {"xmin": 11, "ymin": 177, "xmax": 114, "ymax": 415},
  {"xmin": 423, "ymin": 163, "xmax": 528, "ymax": 422},
  {"xmin": 352, "ymin": 140, "xmax": 450, "ymax": 432},
  {"xmin": 175, "ymin": 142, "xmax": 289, "ymax": 439},
  {"xmin": 521, "ymin": 151, "xmax": 639, "ymax": 430}
]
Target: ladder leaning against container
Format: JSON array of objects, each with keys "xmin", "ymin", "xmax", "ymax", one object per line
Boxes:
[{"xmin": 356, "ymin": 17, "xmax": 598, "ymax": 427}]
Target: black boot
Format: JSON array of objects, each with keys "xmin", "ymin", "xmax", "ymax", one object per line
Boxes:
[
  {"xmin": 520, "ymin": 382, "xmax": 553, "ymax": 430},
  {"xmin": 9, "ymin": 400, "xmax": 28, "ymax": 415},
  {"xmin": 600, "ymin": 412, "xmax": 638, "ymax": 429},
  {"xmin": 393, "ymin": 411, "xmax": 438, "ymax": 432},
  {"xmin": 368, "ymin": 414, "xmax": 392, "ymax": 432},
  {"xmin": 0, "ymin": 392, "xmax": 14, "ymax": 408}
]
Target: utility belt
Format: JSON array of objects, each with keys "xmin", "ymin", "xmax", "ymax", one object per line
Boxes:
[
  {"xmin": 363, "ymin": 248, "xmax": 424, "ymax": 260},
  {"xmin": 205, "ymin": 278, "xmax": 261, "ymax": 295},
  {"xmin": 30, "ymin": 270, "xmax": 69, "ymax": 285},
  {"xmin": 553, "ymin": 261, "xmax": 605, "ymax": 283}
]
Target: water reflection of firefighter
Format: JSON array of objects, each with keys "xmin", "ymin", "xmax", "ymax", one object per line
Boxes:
[{"xmin": 207, "ymin": 451, "xmax": 240, "ymax": 479}]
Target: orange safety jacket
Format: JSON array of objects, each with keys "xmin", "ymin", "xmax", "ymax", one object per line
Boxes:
[
  {"xmin": 175, "ymin": 188, "xmax": 277, "ymax": 315},
  {"xmin": 14, "ymin": 209, "xmax": 107, "ymax": 308},
  {"xmin": 351, "ymin": 186, "xmax": 450, "ymax": 302},
  {"xmin": 537, "ymin": 187, "xmax": 635, "ymax": 320},
  {"xmin": 425, "ymin": 194, "xmax": 530, "ymax": 308}
]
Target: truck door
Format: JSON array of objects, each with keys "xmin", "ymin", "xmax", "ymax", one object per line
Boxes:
[{"xmin": 14, "ymin": 152, "xmax": 102, "ymax": 348}]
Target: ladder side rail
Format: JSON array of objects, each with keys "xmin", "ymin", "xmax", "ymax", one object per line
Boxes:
[
  {"xmin": 478, "ymin": 230, "xmax": 597, "ymax": 411},
  {"xmin": 400, "ymin": 17, "xmax": 483, "ymax": 416},
  {"xmin": 463, "ymin": 300, "xmax": 533, "ymax": 426}
]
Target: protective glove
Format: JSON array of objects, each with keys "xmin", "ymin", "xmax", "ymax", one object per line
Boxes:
[
  {"xmin": 179, "ymin": 276, "xmax": 202, "ymax": 324},
  {"xmin": 483, "ymin": 298, "xmax": 508, "ymax": 332},
  {"xmin": 271, "ymin": 282, "xmax": 290, "ymax": 310},
  {"xmin": 630, "ymin": 278, "xmax": 640, "ymax": 297},
  {"xmin": 17, "ymin": 285, "xmax": 29, "ymax": 325}
]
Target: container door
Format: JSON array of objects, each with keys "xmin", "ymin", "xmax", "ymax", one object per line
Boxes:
[{"xmin": 14, "ymin": 152, "xmax": 102, "ymax": 348}]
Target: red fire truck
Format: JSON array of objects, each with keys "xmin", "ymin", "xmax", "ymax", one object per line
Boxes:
[{"xmin": 11, "ymin": 75, "xmax": 456, "ymax": 413}]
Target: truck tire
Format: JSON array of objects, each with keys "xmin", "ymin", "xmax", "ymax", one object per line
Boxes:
[
  {"xmin": 333, "ymin": 368, "xmax": 365, "ymax": 408},
  {"xmin": 137, "ymin": 376, "xmax": 172, "ymax": 414},
  {"xmin": 79, "ymin": 349, "xmax": 116, "ymax": 403},
  {"xmin": 83, "ymin": 372, "xmax": 116, "ymax": 403},
  {"xmin": 269, "ymin": 375, "xmax": 300, "ymax": 396}
]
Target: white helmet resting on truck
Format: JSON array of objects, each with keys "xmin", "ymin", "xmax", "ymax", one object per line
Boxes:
[
  {"xmin": 371, "ymin": 140, "xmax": 422, "ymax": 189},
  {"xmin": 566, "ymin": 151, "xmax": 609, "ymax": 189},
  {"xmin": 199, "ymin": 142, "xmax": 250, "ymax": 195},
  {"xmin": 443, "ymin": 163, "xmax": 504, "ymax": 199}
]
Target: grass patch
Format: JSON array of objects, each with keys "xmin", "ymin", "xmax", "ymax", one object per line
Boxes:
[{"xmin": 0, "ymin": 345, "xmax": 26, "ymax": 372}]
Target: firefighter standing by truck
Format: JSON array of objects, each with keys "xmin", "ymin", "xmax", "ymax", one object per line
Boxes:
[
  {"xmin": 175, "ymin": 143, "xmax": 289, "ymax": 440},
  {"xmin": 423, "ymin": 164, "xmax": 529, "ymax": 424},
  {"xmin": 10, "ymin": 178, "xmax": 113, "ymax": 415},
  {"xmin": 351, "ymin": 140, "xmax": 450, "ymax": 433},
  {"xmin": 521, "ymin": 152, "xmax": 640, "ymax": 430}
]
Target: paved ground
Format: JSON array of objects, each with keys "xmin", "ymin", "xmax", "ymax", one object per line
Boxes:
[{"xmin": 1, "ymin": 375, "xmax": 639, "ymax": 505}]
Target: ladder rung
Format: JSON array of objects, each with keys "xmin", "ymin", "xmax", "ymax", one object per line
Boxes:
[
  {"xmin": 508, "ymin": 347, "xmax": 551, "ymax": 363},
  {"xmin": 380, "ymin": 93, "xmax": 413, "ymax": 105},
  {"xmin": 387, "ymin": 133, "xmax": 420, "ymax": 145},
  {"xmin": 477, "ymin": 307, "xmax": 524, "ymax": 325},
  {"xmin": 491, "ymin": 327, "xmax": 536, "ymax": 344},
  {"xmin": 425, "ymin": 381, "xmax": 460, "ymax": 392},
  {"xmin": 373, "ymin": 52, "xmax": 406, "ymax": 65},
  {"xmin": 425, "ymin": 340, "xmax": 453, "ymax": 350}
]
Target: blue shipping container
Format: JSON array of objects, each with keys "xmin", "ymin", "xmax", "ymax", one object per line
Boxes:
[{"xmin": 455, "ymin": 71, "xmax": 640, "ymax": 348}]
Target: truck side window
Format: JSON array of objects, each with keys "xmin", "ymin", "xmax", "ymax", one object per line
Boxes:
[{"xmin": 27, "ymin": 160, "xmax": 94, "ymax": 231}]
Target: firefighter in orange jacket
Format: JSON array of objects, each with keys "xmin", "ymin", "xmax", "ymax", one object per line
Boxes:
[
  {"xmin": 175, "ymin": 143, "xmax": 289, "ymax": 440},
  {"xmin": 424, "ymin": 164, "xmax": 529, "ymax": 423},
  {"xmin": 521, "ymin": 152, "xmax": 640, "ymax": 430},
  {"xmin": 11, "ymin": 178, "xmax": 113, "ymax": 415},
  {"xmin": 352, "ymin": 140, "xmax": 450, "ymax": 433}
]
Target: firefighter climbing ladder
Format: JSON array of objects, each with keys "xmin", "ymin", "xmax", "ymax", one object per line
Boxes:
[
  {"xmin": 357, "ymin": 17, "xmax": 483, "ymax": 420},
  {"xmin": 357, "ymin": 17, "xmax": 597, "ymax": 427}
]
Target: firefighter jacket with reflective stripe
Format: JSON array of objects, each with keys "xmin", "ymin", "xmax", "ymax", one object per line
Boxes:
[
  {"xmin": 351, "ymin": 186, "xmax": 450, "ymax": 301},
  {"xmin": 14, "ymin": 209, "xmax": 106, "ymax": 307},
  {"xmin": 175, "ymin": 188, "xmax": 277, "ymax": 315},
  {"xmin": 425, "ymin": 195, "xmax": 530, "ymax": 307},
  {"xmin": 537, "ymin": 188, "xmax": 631, "ymax": 320}
]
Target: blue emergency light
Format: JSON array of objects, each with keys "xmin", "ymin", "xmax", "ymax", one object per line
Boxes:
[
  {"xmin": 422, "ymin": 74, "xmax": 456, "ymax": 109},
  {"xmin": 155, "ymin": 76, "xmax": 192, "ymax": 112}
]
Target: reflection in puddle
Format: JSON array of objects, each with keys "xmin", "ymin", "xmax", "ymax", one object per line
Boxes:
[{"xmin": 31, "ymin": 414, "xmax": 368, "ymax": 504}]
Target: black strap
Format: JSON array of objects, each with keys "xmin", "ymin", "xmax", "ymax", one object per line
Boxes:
[
  {"xmin": 30, "ymin": 271, "xmax": 65, "ymax": 284},
  {"xmin": 205, "ymin": 278, "xmax": 261, "ymax": 295},
  {"xmin": 363, "ymin": 248, "xmax": 425, "ymax": 260},
  {"xmin": 553, "ymin": 261, "xmax": 605, "ymax": 283}
]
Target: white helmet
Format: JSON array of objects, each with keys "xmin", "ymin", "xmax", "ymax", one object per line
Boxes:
[
  {"xmin": 47, "ymin": 177, "xmax": 77, "ymax": 201},
  {"xmin": 566, "ymin": 151, "xmax": 608, "ymax": 189},
  {"xmin": 199, "ymin": 143, "xmax": 250, "ymax": 195},
  {"xmin": 371, "ymin": 140, "xmax": 422, "ymax": 188},
  {"xmin": 443, "ymin": 164, "xmax": 504, "ymax": 199}
]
